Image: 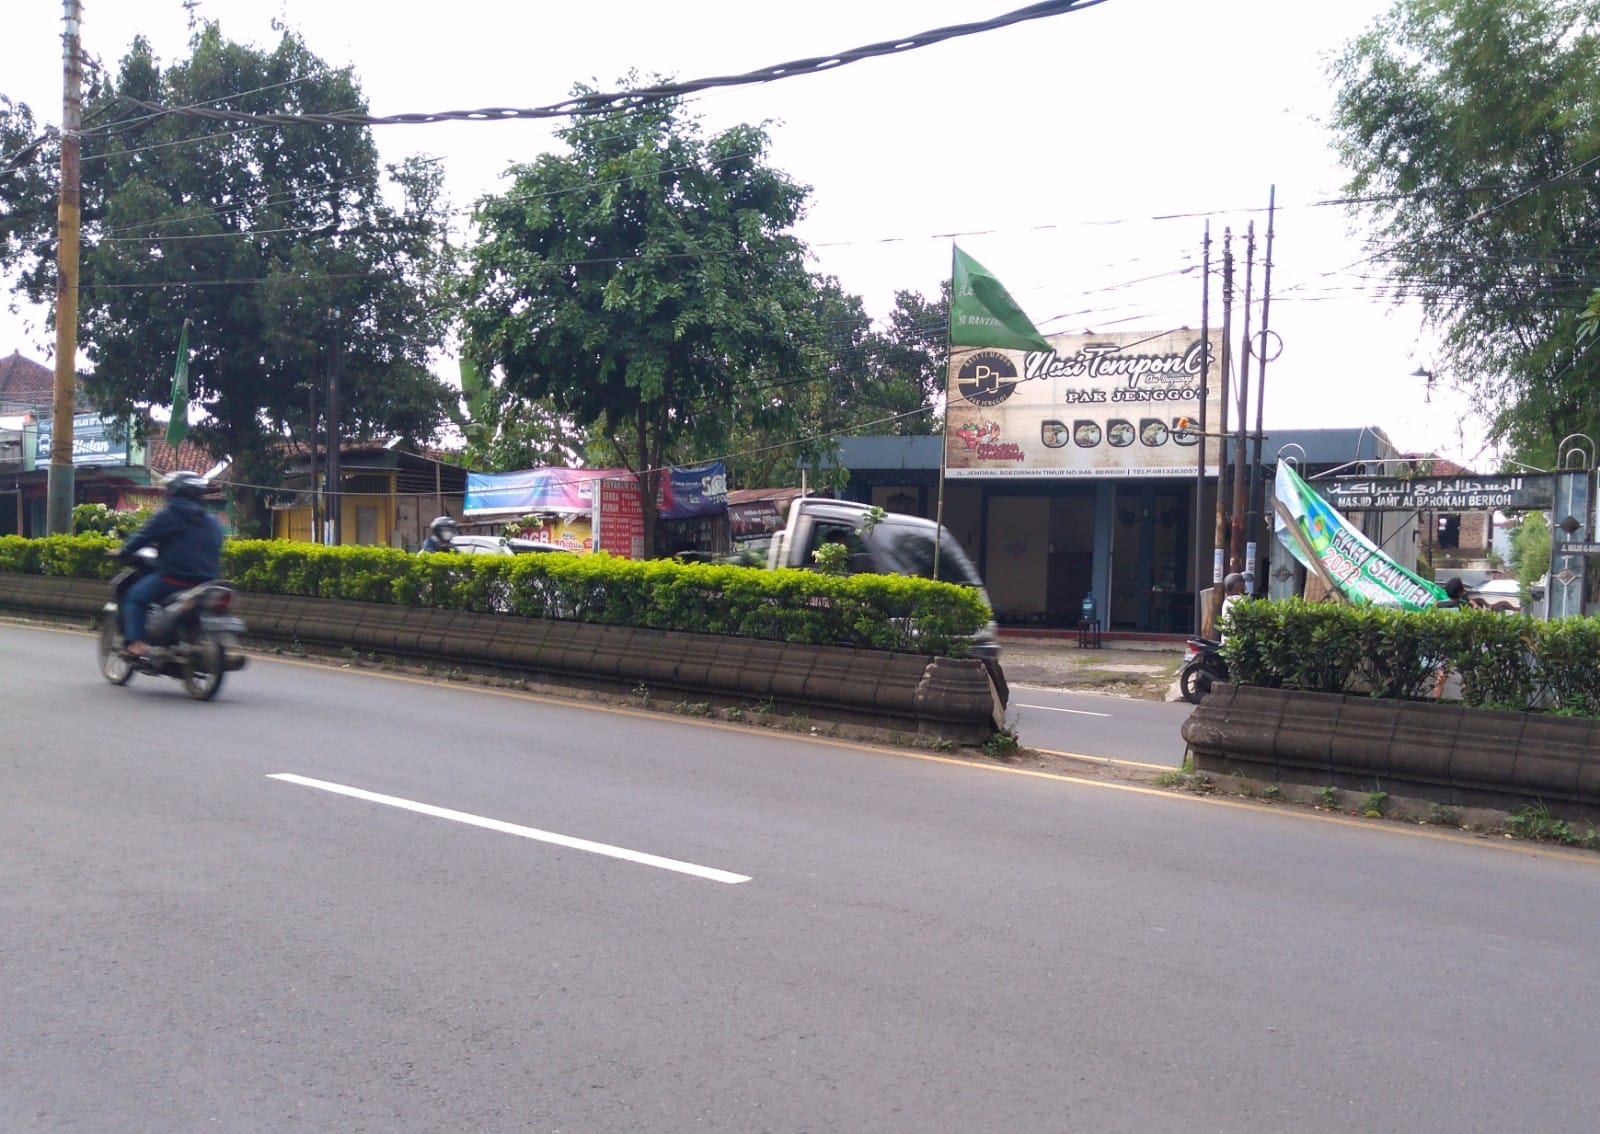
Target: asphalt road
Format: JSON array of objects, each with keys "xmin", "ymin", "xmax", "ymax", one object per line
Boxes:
[
  {"xmin": 1009, "ymin": 683, "xmax": 1191, "ymax": 765},
  {"xmin": 6, "ymin": 620, "xmax": 1600, "ymax": 1132}
]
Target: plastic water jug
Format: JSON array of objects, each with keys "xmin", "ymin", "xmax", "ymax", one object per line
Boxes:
[{"xmin": 1081, "ymin": 591, "xmax": 1097, "ymax": 622}]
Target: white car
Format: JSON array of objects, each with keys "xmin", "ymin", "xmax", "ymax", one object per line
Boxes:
[
  {"xmin": 449, "ymin": 534, "xmax": 515, "ymax": 556},
  {"xmin": 449, "ymin": 535, "xmax": 576, "ymax": 557}
]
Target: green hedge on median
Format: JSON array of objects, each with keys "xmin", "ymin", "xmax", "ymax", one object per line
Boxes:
[
  {"xmin": 1223, "ymin": 598, "xmax": 1600, "ymax": 717},
  {"xmin": 0, "ymin": 535, "xmax": 991, "ymax": 658}
]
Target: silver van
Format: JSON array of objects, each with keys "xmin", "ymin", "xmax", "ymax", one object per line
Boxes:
[{"xmin": 767, "ymin": 498, "xmax": 1001, "ymax": 660}]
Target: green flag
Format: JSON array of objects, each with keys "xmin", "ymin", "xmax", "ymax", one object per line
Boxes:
[
  {"xmin": 949, "ymin": 244, "xmax": 1052, "ymax": 352},
  {"xmin": 1272, "ymin": 461, "xmax": 1448, "ymax": 610},
  {"xmin": 165, "ymin": 319, "xmax": 191, "ymax": 447}
]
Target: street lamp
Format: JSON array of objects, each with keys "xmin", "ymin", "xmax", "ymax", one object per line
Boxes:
[{"xmin": 1411, "ymin": 366, "xmax": 1435, "ymax": 403}]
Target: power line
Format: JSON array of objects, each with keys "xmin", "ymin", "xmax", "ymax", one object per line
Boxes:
[{"xmin": 117, "ymin": 1, "xmax": 1107, "ymax": 128}]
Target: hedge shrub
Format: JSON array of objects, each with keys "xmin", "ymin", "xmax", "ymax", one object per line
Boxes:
[
  {"xmin": 1223, "ymin": 596, "xmax": 1600, "ymax": 717},
  {"xmin": 1, "ymin": 535, "xmax": 991, "ymax": 658}
]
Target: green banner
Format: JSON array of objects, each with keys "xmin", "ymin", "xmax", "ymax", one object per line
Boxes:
[
  {"xmin": 166, "ymin": 319, "xmax": 191, "ymax": 448},
  {"xmin": 949, "ymin": 245, "xmax": 1052, "ymax": 353},
  {"xmin": 1273, "ymin": 462, "xmax": 1448, "ymax": 610}
]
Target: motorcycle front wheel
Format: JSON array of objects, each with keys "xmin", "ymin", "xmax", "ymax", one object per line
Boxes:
[
  {"xmin": 180, "ymin": 628, "xmax": 226, "ymax": 701},
  {"xmin": 98, "ymin": 619, "xmax": 134, "ymax": 686}
]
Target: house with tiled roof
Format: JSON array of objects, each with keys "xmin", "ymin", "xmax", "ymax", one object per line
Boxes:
[
  {"xmin": 0, "ymin": 351, "xmax": 54, "ymax": 411},
  {"xmin": 1, "ymin": 351, "xmax": 228, "ymax": 536}
]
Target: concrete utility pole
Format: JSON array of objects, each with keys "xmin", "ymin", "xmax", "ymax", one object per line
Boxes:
[{"xmin": 46, "ymin": 0, "xmax": 84, "ymax": 535}]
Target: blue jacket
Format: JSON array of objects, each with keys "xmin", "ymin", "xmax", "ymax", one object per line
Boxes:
[{"xmin": 121, "ymin": 497, "xmax": 224, "ymax": 582}]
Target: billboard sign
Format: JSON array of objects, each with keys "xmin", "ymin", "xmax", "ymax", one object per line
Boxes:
[
  {"xmin": 1321, "ymin": 473, "xmax": 1554, "ymax": 512},
  {"xmin": 943, "ymin": 329, "xmax": 1224, "ymax": 478},
  {"xmin": 33, "ymin": 413, "xmax": 133, "ymax": 468},
  {"xmin": 594, "ymin": 477, "xmax": 644, "ymax": 559}
]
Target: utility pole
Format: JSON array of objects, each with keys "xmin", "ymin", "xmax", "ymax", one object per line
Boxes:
[
  {"xmin": 326, "ymin": 336, "xmax": 342, "ymax": 545},
  {"xmin": 308, "ymin": 385, "xmax": 320, "ymax": 543},
  {"xmin": 1192, "ymin": 221, "xmax": 1211, "ymax": 635},
  {"xmin": 1229, "ymin": 222, "xmax": 1256, "ymax": 573},
  {"xmin": 1211, "ymin": 228, "xmax": 1234, "ymax": 626},
  {"xmin": 1245, "ymin": 188, "xmax": 1278, "ymax": 592},
  {"xmin": 46, "ymin": 0, "xmax": 84, "ymax": 535}
]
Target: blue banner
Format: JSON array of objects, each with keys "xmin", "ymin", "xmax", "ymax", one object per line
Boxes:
[
  {"xmin": 660, "ymin": 461, "xmax": 728, "ymax": 519},
  {"xmin": 466, "ymin": 461, "xmax": 727, "ymax": 518}
]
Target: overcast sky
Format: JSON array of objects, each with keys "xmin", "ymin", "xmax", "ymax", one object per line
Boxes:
[{"xmin": 1, "ymin": 0, "xmax": 1488, "ymax": 464}]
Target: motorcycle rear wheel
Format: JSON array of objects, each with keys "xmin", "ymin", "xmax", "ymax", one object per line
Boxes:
[
  {"xmin": 1179, "ymin": 661, "xmax": 1213, "ymax": 704},
  {"xmin": 99, "ymin": 619, "xmax": 134, "ymax": 686},
  {"xmin": 180, "ymin": 629, "xmax": 226, "ymax": 701}
]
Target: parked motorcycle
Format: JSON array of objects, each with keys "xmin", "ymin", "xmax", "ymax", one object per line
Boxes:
[
  {"xmin": 99, "ymin": 548, "xmax": 248, "ymax": 700},
  {"xmin": 1179, "ymin": 636, "xmax": 1228, "ymax": 704}
]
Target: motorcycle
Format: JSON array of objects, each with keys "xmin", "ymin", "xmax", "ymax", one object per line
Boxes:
[
  {"xmin": 98, "ymin": 548, "xmax": 248, "ymax": 700},
  {"xmin": 1179, "ymin": 636, "xmax": 1228, "ymax": 704}
]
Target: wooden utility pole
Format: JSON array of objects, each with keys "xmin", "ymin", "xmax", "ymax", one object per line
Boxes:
[
  {"xmin": 326, "ymin": 337, "xmax": 342, "ymax": 545},
  {"xmin": 1211, "ymin": 228, "xmax": 1234, "ymax": 625},
  {"xmin": 1245, "ymin": 188, "xmax": 1279, "ymax": 589},
  {"xmin": 1192, "ymin": 221, "xmax": 1212, "ymax": 635},
  {"xmin": 46, "ymin": 0, "xmax": 84, "ymax": 534},
  {"xmin": 1229, "ymin": 222, "xmax": 1256, "ymax": 573}
]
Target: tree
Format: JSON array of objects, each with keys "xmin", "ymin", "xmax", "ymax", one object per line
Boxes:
[
  {"xmin": 1329, "ymin": 0, "xmax": 1600, "ymax": 464},
  {"xmin": 876, "ymin": 284, "xmax": 951, "ymax": 437},
  {"xmin": 1, "ymin": 96, "xmax": 54, "ymax": 308},
  {"xmin": 1509, "ymin": 510, "xmax": 1550, "ymax": 604},
  {"xmin": 2, "ymin": 25, "xmax": 456, "ymax": 533},
  {"xmin": 461, "ymin": 88, "xmax": 817, "ymax": 556},
  {"xmin": 449, "ymin": 358, "xmax": 583, "ymax": 473}
]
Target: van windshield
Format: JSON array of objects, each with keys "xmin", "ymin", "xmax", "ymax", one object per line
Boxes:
[{"xmin": 875, "ymin": 524, "xmax": 986, "ymax": 588}]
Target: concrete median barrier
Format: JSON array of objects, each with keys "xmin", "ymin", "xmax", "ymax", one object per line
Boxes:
[
  {"xmin": 1, "ymin": 572, "xmax": 1006, "ymax": 743},
  {"xmin": 1183, "ymin": 683, "xmax": 1600, "ymax": 823}
]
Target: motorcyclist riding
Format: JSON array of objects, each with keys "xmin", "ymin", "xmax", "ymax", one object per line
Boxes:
[
  {"xmin": 420, "ymin": 515, "xmax": 459, "ymax": 552},
  {"xmin": 117, "ymin": 471, "xmax": 224, "ymax": 660}
]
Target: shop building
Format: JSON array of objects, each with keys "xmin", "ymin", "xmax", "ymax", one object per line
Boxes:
[{"xmin": 820, "ymin": 327, "xmax": 1412, "ymax": 634}]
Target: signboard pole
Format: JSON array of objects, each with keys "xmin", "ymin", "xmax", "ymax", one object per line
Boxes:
[{"xmin": 1548, "ymin": 467, "xmax": 1593, "ymax": 619}]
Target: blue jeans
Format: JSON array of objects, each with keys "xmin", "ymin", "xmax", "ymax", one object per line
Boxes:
[{"xmin": 121, "ymin": 573, "xmax": 186, "ymax": 645}]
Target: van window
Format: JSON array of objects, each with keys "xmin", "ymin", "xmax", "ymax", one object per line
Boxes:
[
  {"xmin": 875, "ymin": 525, "xmax": 984, "ymax": 587},
  {"xmin": 805, "ymin": 522, "xmax": 870, "ymax": 572}
]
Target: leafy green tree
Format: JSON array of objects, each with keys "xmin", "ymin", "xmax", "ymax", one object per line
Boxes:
[
  {"xmin": 2, "ymin": 25, "xmax": 456, "ymax": 533},
  {"xmin": 875, "ymin": 285, "xmax": 950, "ymax": 437},
  {"xmin": 1329, "ymin": 0, "xmax": 1600, "ymax": 464},
  {"xmin": 1, "ymin": 96, "xmax": 54, "ymax": 295},
  {"xmin": 1509, "ymin": 510, "xmax": 1551, "ymax": 604},
  {"xmin": 461, "ymin": 89, "xmax": 818, "ymax": 555},
  {"xmin": 449, "ymin": 358, "xmax": 583, "ymax": 473}
]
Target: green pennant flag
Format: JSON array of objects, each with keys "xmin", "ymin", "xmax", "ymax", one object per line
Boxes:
[
  {"xmin": 165, "ymin": 319, "xmax": 191, "ymax": 447},
  {"xmin": 949, "ymin": 244, "xmax": 1053, "ymax": 353}
]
